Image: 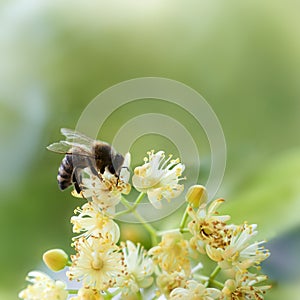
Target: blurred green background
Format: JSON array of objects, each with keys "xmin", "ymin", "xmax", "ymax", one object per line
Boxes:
[{"xmin": 1, "ymin": 0, "xmax": 300, "ymax": 299}]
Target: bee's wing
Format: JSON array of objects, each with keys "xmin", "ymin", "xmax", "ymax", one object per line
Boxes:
[
  {"xmin": 119, "ymin": 152, "xmax": 131, "ymax": 183},
  {"xmin": 47, "ymin": 140, "xmax": 91, "ymax": 155},
  {"xmin": 47, "ymin": 141, "xmax": 72, "ymax": 154},
  {"xmin": 47, "ymin": 128, "xmax": 96, "ymax": 154},
  {"xmin": 61, "ymin": 128, "xmax": 96, "ymax": 147},
  {"xmin": 122, "ymin": 152, "xmax": 131, "ymax": 169}
]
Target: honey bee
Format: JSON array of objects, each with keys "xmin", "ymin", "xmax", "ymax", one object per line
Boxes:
[{"xmin": 47, "ymin": 128, "xmax": 129, "ymax": 193}]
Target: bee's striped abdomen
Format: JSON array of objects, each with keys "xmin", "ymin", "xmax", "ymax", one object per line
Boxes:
[{"xmin": 57, "ymin": 154, "xmax": 73, "ymax": 190}]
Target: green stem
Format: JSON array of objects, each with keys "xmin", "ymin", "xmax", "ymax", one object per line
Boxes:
[
  {"xmin": 156, "ymin": 228, "xmax": 179, "ymax": 236},
  {"xmin": 119, "ymin": 193, "xmax": 145, "ymax": 213},
  {"xmin": 209, "ymin": 279, "xmax": 224, "ymax": 289},
  {"xmin": 68, "ymin": 289, "xmax": 78, "ymax": 294},
  {"xmin": 132, "ymin": 192, "xmax": 146, "ymax": 210},
  {"xmin": 120, "ymin": 197, "xmax": 133, "ymax": 210},
  {"xmin": 103, "ymin": 288, "xmax": 121, "ymax": 300},
  {"xmin": 120, "ymin": 196, "xmax": 158, "ymax": 246},
  {"xmin": 114, "ymin": 209, "xmax": 131, "ymax": 217},
  {"xmin": 207, "ymin": 265, "xmax": 221, "ymax": 287},
  {"xmin": 179, "ymin": 205, "xmax": 190, "ymax": 233},
  {"xmin": 136, "ymin": 290, "xmax": 143, "ymax": 300},
  {"xmin": 156, "ymin": 228, "xmax": 189, "ymax": 236},
  {"xmin": 132, "ymin": 210, "xmax": 158, "ymax": 245},
  {"xmin": 66, "ymin": 260, "xmax": 72, "ymax": 266},
  {"xmin": 116, "ymin": 193, "xmax": 145, "ymax": 217},
  {"xmin": 193, "ymin": 273, "xmax": 209, "ymax": 283}
]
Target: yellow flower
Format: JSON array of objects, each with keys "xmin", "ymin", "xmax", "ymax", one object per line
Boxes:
[
  {"xmin": 206, "ymin": 223, "xmax": 270, "ymax": 271},
  {"xmin": 67, "ymin": 235, "xmax": 124, "ymax": 291},
  {"xmin": 69, "ymin": 286, "xmax": 104, "ymax": 300},
  {"xmin": 132, "ymin": 151, "xmax": 185, "ymax": 209},
  {"xmin": 221, "ymin": 271, "xmax": 271, "ymax": 300},
  {"xmin": 188, "ymin": 198, "xmax": 230, "ymax": 253},
  {"xmin": 149, "ymin": 232, "xmax": 191, "ymax": 275},
  {"xmin": 156, "ymin": 270, "xmax": 188, "ymax": 298},
  {"xmin": 73, "ymin": 168, "xmax": 131, "ymax": 210},
  {"xmin": 71, "ymin": 202, "xmax": 120, "ymax": 243},
  {"xmin": 19, "ymin": 271, "xmax": 68, "ymax": 300}
]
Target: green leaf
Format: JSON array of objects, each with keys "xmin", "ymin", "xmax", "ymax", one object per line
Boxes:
[
  {"xmin": 220, "ymin": 149, "xmax": 300, "ymax": 240},
  {"xmin": 265, "ymin": 282, "xmax": 300, "ymax": 300}
]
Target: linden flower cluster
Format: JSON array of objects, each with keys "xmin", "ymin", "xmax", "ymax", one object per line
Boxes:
[{"xmin": 19, "ymin": 150, "xmax": 272, "ymax": 300}]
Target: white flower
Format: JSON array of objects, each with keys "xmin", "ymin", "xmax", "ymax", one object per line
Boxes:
[
  {"xmin": 132, "ymin": 150, "xmax": 185, "ymax": 208},
  {"xmin": 72, "ymin": 168, "xmax": 131, "ymax": 211},
  {"xmin": 71, "ymin": 201, "xmax": 120, "ymax": 243},
  {"xmin": 221, "ymin": 271, "xmax": 271, "ymax": 300},
  {"xmin": 67, "ymin": 235, "xmax": 124, "ymax": 291},
  {"xmin": 19, "ymin": 271, "xmax": 68, "ymax": 300},
  {"xmin": 170, "ymin": 280, "xmax": 221, "ymax": 300},
  {"xmin": 117, "ymin": 241, "xmax": 154, "ymax": 296},
  {"xmin": 206, "ymin": 223, "xmax": 270, "ymax": 271}
]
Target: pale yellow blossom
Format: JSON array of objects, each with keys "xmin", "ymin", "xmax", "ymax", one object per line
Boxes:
[
  {"xmin": 132, "ymin": 151, "xmax": 185, "ymax": 209},
  {"xmin": 156, "ymin": 270, "xmax": 188, "ymax": 298},
  {"xmin": 188, "ymin": 198, "xmax": 230, "ymax": 253},
  {"xmin": 149, "ymin": 232, "xmax": 191, "ymax": 275},
  {"xmin": 221, "ymin": 271, "xmax": 271, "ymax": 300},
  {"xmin": 67, "ymin": 235, "xmax": 124, "ymax": 290},
  {"xmin": 71, "ymin": 201, "xmax": 120, "ymax": 242},
  {"xmin": 170, "ymin": 280, "xmax": 221, "ymax": 300},
  {"xmin": 69, "ymin": 286, "xmax": 104, "ymax": 300},
  {"xmin": 117, "ymin": 241, "xmax": 154, "ymax": 296},
  {"xmin": 206, "ymin": 223, "xmax": 270, "ymax": 271},
  {"xmin": 19, "ymin": 271, "xmax": 68, "ymax": 300},
  {"xmin": 73, "ymin": 168, "xmax": 131, "ymax": 210}
]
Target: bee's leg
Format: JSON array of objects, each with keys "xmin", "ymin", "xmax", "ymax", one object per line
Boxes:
[
  {"xmin": 86, "ymin": 157, "xmax": 100, "ymax": 177},
  {"xmin": 90, "ymin": 165, "xmax": 99, "ymax": 176},
  {"xmin": 114, "ymin": 174, "xmax": 120, "ymax": 186},
  {"xmin": 107, "ymin": 164, "xmax": 120, "ymax": 185},
  {"xmin": 72, "ymin": 168, "xmax": 82, "ymax": 194},
  {"xmin": 108, "ymin": 164, "xmax": 115, "ymax": 174},
  {"xmin": 100, "ymin": 165, "xmax": 106, "ymax": 174},
  {"xmin": 116, "ymin": 166, "xmax": 129, "ymax": 186}
]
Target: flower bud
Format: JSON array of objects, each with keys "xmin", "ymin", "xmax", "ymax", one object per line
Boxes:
[
  {"xmin": 222, "ymin": 279, "xmax": 236, "ymax": 296},
  {"xmin": 185, "ymin": 185, "xmax": 207, "ymax": 208},
  {"xmin": 74, "ymin": 286, "xmax": 104, "ymax": 300},
  {"xmin": 43, "ymin": 249, "xmax": 69, "ymax": 271}
]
